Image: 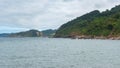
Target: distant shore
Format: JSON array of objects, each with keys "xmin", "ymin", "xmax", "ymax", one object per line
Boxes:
[{"xmin": 55, "ymin": 35, "xmax": 120, "ymax": 40}]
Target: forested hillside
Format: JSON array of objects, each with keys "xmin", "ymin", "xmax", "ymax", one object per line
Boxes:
[{"xmin": 55, "ymin": 5, "xmax": 120, "ymax": 39}]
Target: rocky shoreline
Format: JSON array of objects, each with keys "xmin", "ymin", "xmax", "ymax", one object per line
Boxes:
[{"xmin": 55, "ymin": 35, "xmax": 120, "ymax": 40}]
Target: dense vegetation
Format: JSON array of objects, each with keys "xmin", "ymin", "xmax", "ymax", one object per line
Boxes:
[{"xmin": 55, "ymin": 5, "xmax": 120, "ymax": 38}]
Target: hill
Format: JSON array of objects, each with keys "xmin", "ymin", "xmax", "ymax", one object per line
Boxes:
[
  {"xmin": 0, "ymin": 30, "xmax": 42, "ymax": 37},
  {"xmin": 0, "ymin": 33, "xmax": 10, "ymax": 37},
  {"xmin": 55, "ymin": 5, "xmax": 120, "ymax": 40},
  {"xmin": 0, "ymin": 29, "xmax": 56, "ymax": 37},
  {"xmin": 41, "ymin": 29, "xmax": 56, "ymax": 37},
  {"xmin": 10, "ymin": 30, "xmax": 42, "ymax": 37}
]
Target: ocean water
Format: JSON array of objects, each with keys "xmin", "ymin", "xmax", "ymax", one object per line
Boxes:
[{"xmin": 0, "ymin": 38, "xmax": 120, "ymax": 68}]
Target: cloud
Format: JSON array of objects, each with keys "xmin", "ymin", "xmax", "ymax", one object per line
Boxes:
[{"xmin": 0, "ymin": 0, "xmax": 120, "ymax": 33}]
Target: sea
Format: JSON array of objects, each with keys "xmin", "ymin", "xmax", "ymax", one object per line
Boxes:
[{"xmin": 0, "ymin": 37, "xmax": 120, "ymax": 68}]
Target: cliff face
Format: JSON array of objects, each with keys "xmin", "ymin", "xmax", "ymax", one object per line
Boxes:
[
  {"xmin": 9, "ymin": 30, "xmax": 42, "ymax": 37},
  {"xmin": 55, "ymin": 5, "xmax": 120, "ymax": 39}
]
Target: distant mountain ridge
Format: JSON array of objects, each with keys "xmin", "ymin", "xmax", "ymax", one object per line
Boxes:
[
  {"xmin": 0, "ymin": 33, "xmax": 10, "ymax": 37},
  {"xmin": 9, "ymin": 30, "xmax": 42, "ymax": 37},
  {"xmin": 55, "ymin": 5, "xmax": 120, "ymax": 40},
  {"xmin": 0, "ymin": 29, "xmax": 56, "ymax": 37}
]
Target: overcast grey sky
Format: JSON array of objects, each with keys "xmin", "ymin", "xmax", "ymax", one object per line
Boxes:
[{"xmin": 0, "ymin": 0, "xmax": 120, "ymax": 33}]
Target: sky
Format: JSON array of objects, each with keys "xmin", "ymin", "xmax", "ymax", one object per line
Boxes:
[{"xmin": 0, "ymin": 0, "xmax": 120, "ymax": 33}]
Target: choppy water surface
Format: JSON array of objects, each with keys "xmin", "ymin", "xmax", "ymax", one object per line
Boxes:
[{"xmin": 0, "ymin": 38, "xmax": 120, "ymax": 68}]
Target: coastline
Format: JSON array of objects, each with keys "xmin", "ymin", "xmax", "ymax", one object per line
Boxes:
[{"xmin": 55, "ymin": 35, "xmax": 120, "ymax": 40}]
